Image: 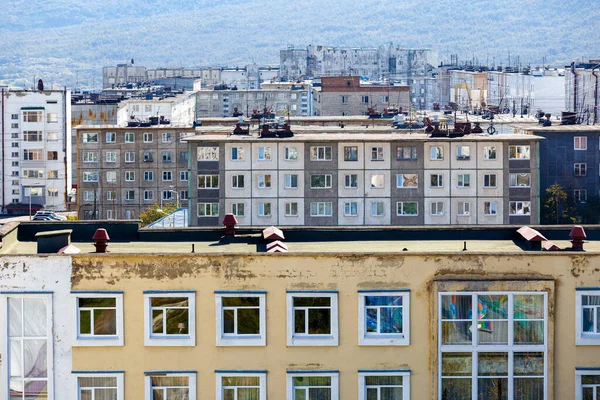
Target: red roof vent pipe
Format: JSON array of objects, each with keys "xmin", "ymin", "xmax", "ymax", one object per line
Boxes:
[
  {"xmin": 570, "ymin": 225, "xmax": 586, "ymax": 251},
  {"xmin": 223, "ymin": 213, "xmax": 238, "ymax": 236},
  {"xmin": 92, "ymin": 228, "xmax": 110, "ymax": 253}
]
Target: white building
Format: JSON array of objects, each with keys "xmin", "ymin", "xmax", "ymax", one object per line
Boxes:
[
  {"xmin": 116, "ymin": 92, "xmax": 197, "ymax": 126},
  {"xmin": 0, "ymin": 253, "xmax": 72, "ymax": 400},
  {"xmin": 0, "ymin": 88, "xmax": 71, "ymax": 213}
]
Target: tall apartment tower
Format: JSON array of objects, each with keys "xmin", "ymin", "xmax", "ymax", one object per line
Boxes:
[{"xmin": 0, "ymin": 87, "xmax": 71, "ymax": 214}]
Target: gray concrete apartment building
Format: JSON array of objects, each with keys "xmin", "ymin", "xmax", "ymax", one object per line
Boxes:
[
  {"xmin": 186, "ymin": 125, "xmax": 541, "ymax": 227},
  {"xmin": 76, "ymin": 125, "xmax": 194, "ymax": 220}
]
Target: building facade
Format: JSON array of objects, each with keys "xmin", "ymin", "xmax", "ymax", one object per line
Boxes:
[
  {"xmin": 0, "ymin": 88, "xmax": 72, "ymax": 213},
  {"xmin": 312, "ymin": 76, "xmax": 410, "ymax": 116},
  {"xmin": 76, "ymin": 126, "xmax": 194, "ymax": 220},
  {"xmin": 196, "ymin": 86, "xmax": 310, "ymax": 118},
  {"xmin": 186, "ymin": 129, "xmax": 541, "ymax": 227},
  {"xmin": 565, "ymin": 61, "xmax": 600, "ymax": 124},
  {"xmin": 116, "ymin": 92, "xmax": 197, "ymax": 126}
]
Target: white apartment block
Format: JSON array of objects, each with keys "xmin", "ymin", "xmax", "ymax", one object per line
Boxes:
[
  {"xmin": 116, "ymin": 92, "xmax": 197, "ymax": 126},
  {"xmin": 0, "ymin": 88, "xmax": 71, "ymax": 213}
]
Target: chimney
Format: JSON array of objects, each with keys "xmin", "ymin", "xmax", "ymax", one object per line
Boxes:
[
  {"xmin": 569, "ymin": 225, "xmax": 586, "ymax": 251},
  {"xmin": 223, "ymin": 213, "xmax": 238, "ymax": 236},
  {"xmin": 92, "ymin": 228, "xmax": 110, "ymax": 253}
]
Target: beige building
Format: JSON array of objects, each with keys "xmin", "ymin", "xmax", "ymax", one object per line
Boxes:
[
  {"xmin": 76, "ymin": 125, "xmax": 194, "ymax": 219},
  {"xmin": 186, "ymin": 126, "xmax": 542, "ymax": 227},
  {"xmin": 312, "ymin": 76, "xmax": 410, "ymax": 116}
]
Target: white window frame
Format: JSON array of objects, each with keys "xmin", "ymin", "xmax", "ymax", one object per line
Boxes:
[
  {"xmin": 106, "ymin": 132, "xmax": 116, "ymax": 143},
  {"xmin": 344, "ymin": 174, "xmax": 358, "ymax": 189},
  {"xmin": 72, "ymin": 371, "xmax": 124, "ymax": 400},
  {"xmin": 310, "ymin": 146, "xmax": 332, "ymax": 161},
  {"xmin": 284, "ymin": 147, "xmax": 299, "ymax": 161},
  {"xmin": 198, "ymin": 174, "xmax": 219, "ymax": 189},
  {"xmin": 457, "ymin": 201, "xmax": 470, "ymax": 216},
  {"xmin": 83, "ymin": 171, "xmax": 99, "ymax": 182},
  {"xmin": 198, "ymin": 202, "xmax": 219, "ymax": 217},
  {"xmin": 396, "ymin": 174, "xmax": 418, "ymax": 189},
  {"xmin": 162, "ymin": 171, "xmax": 173, "ymax": 182},
  {"xmin": 285, "ymin": 202, "xmax": 298, "ymax": 217},
  {"xmin": 258, "ymin": 174, "xmax": 271, "ymax": 189},
  {"xmin": 215, "ymin": 291, "xmax": 266, "ymax": 346},
  {"xmin": 509, "ymin": 201, "xmax": 531, "ymax": 216},
  {"xmin": 285, "ymin": 174, "xmax": 298, "ymax": 189},
  {"xmin": 198, "ymin": 146, "xmax": 219, "ymax": 161},
  {"xmin": 358, "ymin": 290, "xmax": 410, "ymax": 346},
  {"xmin": 143, "ymin": 132, "xmax": 153, "ymax": 143},
  {"xmin": 162, "ymin": 132, "xmax": 173, "ymax": 143},
  {"xmin": 576, "ymin": 289, "xmax": 600, "ymax": 345},
  {"xmin": 484, "ymin": 201, "xmax": 498, "ymax": 216},
  {"xmin": 216, "ymin": 371, "xmax": 267, "ymax": 400},
  {"xmin": 232, "ymin": 175, "xmax": 245, "ymax": 189},
  {"xmin": 576, "ymin": 368, "xmax": 600, "ymax": 400},
  {"xmin": 125, "ymin": 152, "xmax": 135, "ymax": 163},
  {"xmin": 509, "ymin": 173, "xmax": 531, "ymax": 188},
  {"xmin": 430, "ymin": 145, "xmax": 443, "ymax": 160},
  {"xmin": 575, "ymin": 163, "xmax": 587, "ymax": 177},
  {"xmin": 144, "ymin": 190, "xmax": 154, "ymax": 201},
  {"xmin": 144, "ymin": 371, "xmax": 196, "ymax": 400},
  {"xmin": 358, "ymin": 370, "xmax": 411, "ymax": 400},
  {"xmin": 286, "ymin": 291, "xmax": 338, "ymax": 346},
  {"xmin": 575, "ymin": 189, "xmax": 588, "ymax": 203},
  {"xmin": 371, "ymin": 201, "xmax": 384, "ymax": 217},
  {"xmin": 431, "ymin": 201, "xmax": 444, "ymax": 216},
  {"xmin": 574, "ymin": 136, "xmax": 588, "ymax": 150},
  {"xmin": 1, "ymin": 292, "xmax": 54, "ymax": 399},
  {"xmin": 310, "ymin": 202, "xmax": 333, "ymax": 217},
  {"xmin": 370, "ymin": 174, "xmax": 385, "ymax": 189},
  {"xmin": 106, "ymin": 151, "xmax": 116, "ymax": 163},
  {"xmin": 143, "ymin": 291, "xmax": 196, "ymax": 346},
  {"xmin": 344, "ymin": 201, "xmax": 358, "ymax": 217},
  {"xmin": 430, "ymin": 174, "xmax": 444, "ymax": 188},
  {"xmin": 509, "ymin": 145, "xmax": 530, "ymax": 160},
  {"xmin": 231, "ymin": 147, "xmax": 245, "ymax": 161},
  {"xmin": 438, "ymin": 291, "xmax": 548, "ymax": 400},
  {"xmin": 106, "ymin": 171, "xmax": 116, "ymax": 183},
  {"xmin": 483, "ymin": 146, "xmax": 497, "ymax": 160},
  {"xmin": 483, "ymin": 174, "xmax": 497, "ymax": 188},
  {"xmin": 72, "ymin": 291, "xmax": 124, "ymax": 346},
  {"xmin": 257, "ymin": 146, "xmax": 271, "ymax": 161},
  {"xmin": 232, "ymin": 203, "xmax": 245, "ymax": 217},
  {"xmin": 457, "ymin": 173, "xmax": 471, "ymax": 188},
  {"xmin": 456, "ymin": 145, "xmax": 471, "ymax": 160},
  {"xmin": 258, "ymin": 202, "xmax": 271, "ymax": 217},
  {"xmin": 125, "ymin": 171, "xmax": 135, "ymax": 182},
  {"xmin": 144, "ymin": 171, "xmax": 154, "ymax": 181},
  {"xmin": 124, "ymin": 132, "xmax": 135, "ymax": 143},
  {"xmin": 371, "ymin": 146, "xmax": 384, "ymax": 161},
  {"xmin": 287, "ymin": 371, "xmax": 339, "ymax": 400},
  {"xmin": 311, "ymin": 174, "xmax": 332, "ymax": 189},
  {"xmin": 397, "ymin": 201, "xmax": 418, "ymax": 216},
  {"xmin": 83, "ymin": 152, "xmax": 99, "ymax": 163}
]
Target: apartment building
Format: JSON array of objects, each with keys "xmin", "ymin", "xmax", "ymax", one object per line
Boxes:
[
  {"xmin": 76, "ymin": 125, "xmax": 194, "ymax": 219},
  {"xmin": 116, "ymin": 92, "xmax": 197, "ymax": 126},
  {"xmin": 519, "ymin": 124, "xmax": 600, "ymax": 206},
  {"xmin": 312, "ymin": 76, "xmax": 410, "ymax": 116},
  {"xmin": 2, "ymin": 221, "xmax": 600, "ymax": 399},
  {"xmin": 186, "ymin": 125, "xmax": 541, "ymax": 227},
  {"xmin": 196, "ymin": 85, "xmax": 309, "ymax": 118},
  {"xmin": 0, "ymin": 88, "xmax": 71, "ymax": 213}
]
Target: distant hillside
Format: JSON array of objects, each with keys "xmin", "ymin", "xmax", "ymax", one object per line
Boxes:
[{"xmin": 1, "ymin": 0, "xmax": 599, "ymax": 88}]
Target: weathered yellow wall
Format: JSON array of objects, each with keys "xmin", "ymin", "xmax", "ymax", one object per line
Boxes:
[{"xmin": 70, "ymin": 252, "xmax": 600, "ymax": 399}]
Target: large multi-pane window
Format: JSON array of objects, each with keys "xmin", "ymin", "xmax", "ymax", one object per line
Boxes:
[
  {"xmin": 509, "ymin": 201, "xmax": 531, "ymax": 216},
  {"xmin": 144, "ymin": 291, "xmax": 195, "ymax": 346},
  {"xmin": 509, "ymin": 145, "xmax": 530, "ymax": 160},
  {"xmin": 397, "ymin": 174, "xmax": 418, "ymax": 188},
  {"xmin": 577, "ymin": 369, "xmax": 600, "ymax": 400},
  {"xmin": 344, "ymin": 201, "xmax": 358, "ymax": 216},
  {"xmin": 344, "ymin": 174, "xmax": 358, "ymax": 189},
  {"xmin": 8, "ymin": 295, "xmax": 52, "ymax": 399},
  {"xmin": 198, "ymin": 174, "xmax": 219, "ymax": 189},
  {"xmin": 397, "ymin": 202, "xmax": 418, "ymax": 216},
  {"xmin": 310, "ymin": 146, "xmax": 332, "ymax": 161},
  {"xmin": 311, "ymin": 174, "xmax": 332, "ymax": 189},
  {"xmin": 215, "ymin": 291, "xmax": 266, "ymax": 346},
  {"xmin": 257, "ymin": 202, "xmax": 271, "ymax": 217},
  {"xmin": 217, "ymin": 372, "xmax": 266, "ymax": 400},
  {"xmin": 198, "ymin": 146, "xmax": 219, "ymax": 161},
  {"xmin": 287, "ymin": 291, "xmax": 338, "ymax": 346},
  {"xmin": 509, "ymin": 173, "xmax": 531, "ymax": 187},
  {"xmin": 287, "ymin": 372, "xmax": 339, "ymax": 400},
  {"xmin": 397, "ymin": 146, "xmax": 417, "ymax": 160},
  {"xmin": 439, "ymin": 292, "xmax": 547, "ymax": 400},
  {"xmin": 198, "ymin": 203, "xmax": 219, "ymax": 217},
  {"xmin": 344, "ymin": 146, "xmax": 358, "ymax": 161},
  {"xmin": 310, "ymin": 202, "xmax": 333, "ymax": 217}
]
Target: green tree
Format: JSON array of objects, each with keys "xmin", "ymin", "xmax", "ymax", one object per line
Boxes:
[
  {"xmin": 541, "ymin": 183, "xmax": 578, "ymax": 224},
  {"xmin": 139, "ymin": 202, "xmax": 178, "ymax": 227}
]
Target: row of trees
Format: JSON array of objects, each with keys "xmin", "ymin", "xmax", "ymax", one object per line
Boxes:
[{"xmin": 542, "ymin": 183, "xmax": 600, "ymax": 225}]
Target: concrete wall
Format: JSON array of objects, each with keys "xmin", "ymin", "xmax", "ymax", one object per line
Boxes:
[
  {"xmin": 0, "ymin": 256, "xmax": 72, "ymax": 400},
  {"xmin": 69, "ymin": 252, "xmax": 600, "ymax": 399}
]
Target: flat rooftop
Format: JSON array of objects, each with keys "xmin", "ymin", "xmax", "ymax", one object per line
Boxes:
[
  {"xmin": 517, "ymin": 124, "xmax": 600, "ymax": 133},
  {"xmin": 4, "ymin": 239, "xmax": 598, "ymax": 255}
]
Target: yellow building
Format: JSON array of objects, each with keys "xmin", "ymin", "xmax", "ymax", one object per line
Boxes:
[{"xmin": 45, "ymin": 232, "xmax": 600, "ymax": 400}]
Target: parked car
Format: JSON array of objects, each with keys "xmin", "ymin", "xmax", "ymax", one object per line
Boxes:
[{"xmin": 32, "ymin": 211, "xmax": 67, "ymax": 221}]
